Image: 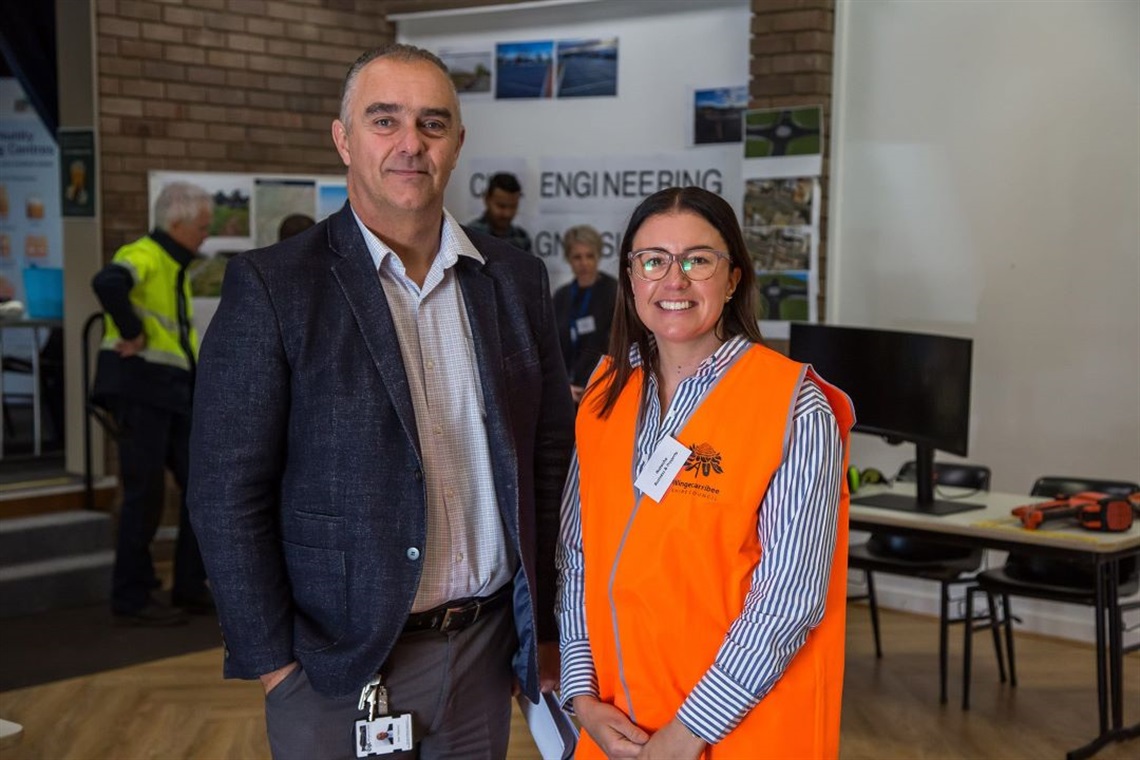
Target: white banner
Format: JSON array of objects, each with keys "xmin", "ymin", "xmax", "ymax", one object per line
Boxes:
[
  {"xmin": 453, "ymin": 151, "xmax": 739, "ymax": 289},
  {"xmin": 536, "ymin": 153, "xmax": 736, "ymax": 215}
]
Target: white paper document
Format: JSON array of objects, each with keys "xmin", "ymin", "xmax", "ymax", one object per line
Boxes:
[{"xmin": 516, "ymin": 692, "xmax": 577, "ymax": 760}]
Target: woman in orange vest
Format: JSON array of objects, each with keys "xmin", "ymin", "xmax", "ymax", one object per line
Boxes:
[{"xmin": 557, "ymin": 187, "xmax": 855, "ymax": 759}]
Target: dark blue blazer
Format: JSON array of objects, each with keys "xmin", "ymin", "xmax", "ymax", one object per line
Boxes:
[{"xmin": 187, "ymin": 204, "xmax": 575, "ymax": 699}]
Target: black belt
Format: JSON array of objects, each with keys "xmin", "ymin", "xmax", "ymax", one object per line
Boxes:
[{"xmin": 402, "ymin": 584, "xmax": 512, "ymax": 635}]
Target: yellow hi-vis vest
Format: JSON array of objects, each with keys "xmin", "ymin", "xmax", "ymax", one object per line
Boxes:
[{"xmin": 101, "ymin": 235, "xmax": 198, "ymax": 371}]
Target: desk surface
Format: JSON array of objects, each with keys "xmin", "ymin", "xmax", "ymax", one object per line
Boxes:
[{"xmin": 850, "ymin": 483, "xmax": 1140, "ymax": 556}]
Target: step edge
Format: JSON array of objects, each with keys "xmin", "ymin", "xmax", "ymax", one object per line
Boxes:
[
  {"xmin": 0, "ymin": 476, "xmax": 118, "ymax": 503},
  {"xmin": 0, "ymin": 550, "xmax": 116, "ymax": 581},
  {"xmin": 0, "ymin": 510, "xmax": 113, "ymax": 532}
]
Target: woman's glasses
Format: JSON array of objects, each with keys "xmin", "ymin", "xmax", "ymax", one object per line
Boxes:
[{"xmin": 627, "ymin": 249, "xmax": 729, "ymax": 281}]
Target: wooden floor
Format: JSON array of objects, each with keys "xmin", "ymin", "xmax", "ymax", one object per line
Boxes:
[{"xmin": 1, "ymin": 603, "xmax": 1137, "ymax": 759}]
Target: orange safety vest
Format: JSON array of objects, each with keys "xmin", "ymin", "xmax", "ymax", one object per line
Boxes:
[{"xmin": 575, "ymin": 344, "xmax": 854, "ymax": 759}]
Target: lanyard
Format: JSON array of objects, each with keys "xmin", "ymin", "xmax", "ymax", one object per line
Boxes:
[{"xmin": 568, "ymin": 282, "xmax": 594, "ymax": 349}]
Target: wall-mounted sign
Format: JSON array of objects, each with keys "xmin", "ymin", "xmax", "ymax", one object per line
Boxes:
[{"xmin": 58, "ymin": 128, "xmax": 96, "ymax": 218}]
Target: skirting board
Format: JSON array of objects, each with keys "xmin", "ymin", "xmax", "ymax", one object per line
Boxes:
[{"xmin": 847, "ymin": 571, "xmax": 1140, "ymax": 647}]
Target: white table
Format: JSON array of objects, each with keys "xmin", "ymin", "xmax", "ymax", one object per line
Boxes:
[{"xmin": 850, "ymin": 483, "xmax": 1140, "ymax": 760}]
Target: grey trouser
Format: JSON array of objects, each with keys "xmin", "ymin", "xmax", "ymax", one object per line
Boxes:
[{"xmin": 265, "ymin": 603, "xmax": 517, "ymax": 760}]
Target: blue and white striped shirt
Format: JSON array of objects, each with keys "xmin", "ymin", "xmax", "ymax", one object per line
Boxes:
[{"xmin": 555, "ymin": 335, "xmax": 844, "ymax": 743}]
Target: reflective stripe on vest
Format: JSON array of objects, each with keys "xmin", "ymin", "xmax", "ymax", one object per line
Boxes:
[
  {"xmin": 575, "ymin": 345, "xmax": 854, "ymax": 759},
  {"xmin": 100, "ymin": 237, "xmax": 198, "ymax": 372}
]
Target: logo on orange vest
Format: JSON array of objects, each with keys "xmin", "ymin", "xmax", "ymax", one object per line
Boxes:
[{"xmin": 683, "ymin": 442, "xmax": 723, "ymax": 478}]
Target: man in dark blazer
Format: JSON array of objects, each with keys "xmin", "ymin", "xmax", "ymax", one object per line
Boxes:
[{"xmin": 187, "ymin": 43, "xmax": 575, "ymax": 759}]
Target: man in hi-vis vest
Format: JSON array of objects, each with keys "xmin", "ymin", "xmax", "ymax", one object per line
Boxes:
[{"xmin": 92, "ymin": 181, "xmax": 213, "ymax": 626}]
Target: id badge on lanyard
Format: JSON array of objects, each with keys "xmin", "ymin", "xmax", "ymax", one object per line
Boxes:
[
  {"xmin": 355, "ymin": 676, "xmax": 414, "ymax": 756},
  {"xmin": 569, "ymin": 283, "xmax": 594, "ymax": 346}
]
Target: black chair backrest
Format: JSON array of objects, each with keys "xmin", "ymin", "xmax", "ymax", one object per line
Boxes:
[
  {"xmin": 1030, "ymin": 476, "xmax": 1139, "ymax": 499},
  {"xmin": 868, "ymin": 461, "xmax": 992, "ymax": 562},
  {"xmin": 82, "ymin": 312, "xmax": 112, "ymax": 510},
  {"xmin": 896, "ymin": 461, "xmax": 992, "ymax": 491}
]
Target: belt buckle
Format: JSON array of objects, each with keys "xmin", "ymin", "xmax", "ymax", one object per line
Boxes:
[{"xmin": 439, "ymin": 599, "xmax": 481, "ymax": 633}]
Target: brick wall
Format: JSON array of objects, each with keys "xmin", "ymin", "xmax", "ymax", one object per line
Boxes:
[
  {"xmin": 750, "ymin": 0, "xmax": 835, "ymax": 324},
  {"xmin": 95, "ymin": 0, "xmax": 839, "ymax": 313},
  {"xmin": 95, "ymin": 0, "xmax": 393, "ymax": 260}
]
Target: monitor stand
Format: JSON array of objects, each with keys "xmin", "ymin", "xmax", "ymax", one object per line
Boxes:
[{"xmin": 851, "ymin": 492, "xmax": 983, "ymax": 516}]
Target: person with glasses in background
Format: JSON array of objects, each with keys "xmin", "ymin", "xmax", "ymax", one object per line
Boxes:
[
  {"xmin": 553, "ymin": 224, "xmax": 617, "ymax": 403},
  {"xmin": 556, "ymin": 186, "xmax": 855, "ymax": 759}
]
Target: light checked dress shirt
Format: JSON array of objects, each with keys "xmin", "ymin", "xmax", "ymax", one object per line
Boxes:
[{"xmin": 354, "ymin": 208, "xmax": 514, "ymax": 613}]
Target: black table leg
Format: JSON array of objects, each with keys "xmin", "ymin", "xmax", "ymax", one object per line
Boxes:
[
  {"xmin": 1106, "ymin": 558, "xmax": 1123, "ymax": 730},
  {"xmin": 1066, "ymin": 555, "xmax": 1140, "ymax": 760}
]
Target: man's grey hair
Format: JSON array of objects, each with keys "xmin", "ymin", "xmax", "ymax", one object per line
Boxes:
[
  {"xmin": 339, "ymin": 43, "xmax": 459, "ymax": 130},
  {"xmin": 153, "ymin": 182, "xmax": 213, "ymax": 232}
]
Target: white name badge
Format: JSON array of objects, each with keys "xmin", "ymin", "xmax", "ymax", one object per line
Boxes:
[
  {"xmin": 574, "ymin": 315, "xmax": 597, "ymax": 336},
  {"xmin": 354, "ymin": 714, "xmax": 414, "ymax": 756},
  {"xmin": 633, "ymin": 435, "xmax": 691, "ymax": 503}
]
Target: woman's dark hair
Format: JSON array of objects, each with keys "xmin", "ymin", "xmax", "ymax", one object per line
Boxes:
[{"xmin": 588, "ymin": 186, "xmax": 762, "ymax": 418}]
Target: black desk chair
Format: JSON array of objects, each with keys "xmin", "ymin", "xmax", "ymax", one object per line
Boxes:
[
  {"xmin": 1, "ymin": 326, "xmax": 65, "ymax": 450},
  {"xmin": 1, "ymin": 355, "xmax": 34, "ymax": 437},
  {"xmin": 82, "ymin": 312, "xmax": 120, "ymax": 509},
  {"xmin": 848, "ymin": 461, "xmax": 1005, "ymax": 704},
  {"xmin": 962, "ymin": 476, "xmax": 1140, "ymax": 710}
]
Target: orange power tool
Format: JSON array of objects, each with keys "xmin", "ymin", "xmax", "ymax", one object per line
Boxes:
[{"xmin": 1013, "ymin": 491, "xmax": 1136, "ymax": 532}]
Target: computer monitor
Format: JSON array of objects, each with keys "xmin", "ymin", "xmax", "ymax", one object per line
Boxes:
[{"xmin": 789, "ymin": 323, "xmax": 980, "ymax": 515}]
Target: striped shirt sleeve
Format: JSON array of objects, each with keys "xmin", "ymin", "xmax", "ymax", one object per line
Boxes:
[
  {"xmin": 676, "ymin": 378, "xmax": 843, "ymax": 743},
  {"xmin": 555, "ymin": 450, "xmax": 598, "ymax": 708}
]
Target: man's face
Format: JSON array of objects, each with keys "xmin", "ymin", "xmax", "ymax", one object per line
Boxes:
[
  {"xmin": 483, "ymin": 188, "xmax": 520, "ymax": 234},
  {"xmin": 168, "ymin": 208, "xmax": 212, "ymax": 253},
  {"xmin": 331, "ymin": 57, "xmax": 465, "ymax": 221}
]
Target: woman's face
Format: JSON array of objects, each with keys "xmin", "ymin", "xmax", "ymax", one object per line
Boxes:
[
  {"xmin": 628, "ymin": 211, "xmax": 740, "ymax": 355},
  {"xmin": 567, "ymin": 241, "xmax": 600, "ymax": 284}
]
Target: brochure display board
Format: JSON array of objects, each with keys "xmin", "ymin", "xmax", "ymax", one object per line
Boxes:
[
  {"xmin": 740, "ymin": 106, "xmax": 824, "ymax": 338},
  {"xmin": 0, "ymin": 78, "xmax": 64, "ymax": 318}
]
